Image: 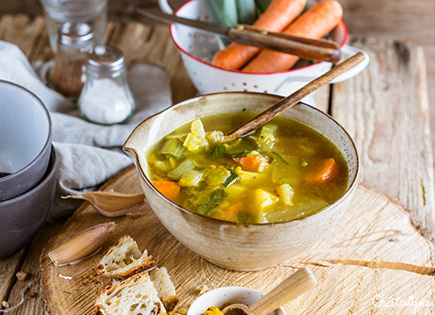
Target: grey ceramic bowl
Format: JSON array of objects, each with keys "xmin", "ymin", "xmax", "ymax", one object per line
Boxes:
[
  {"xmin": 124, "ymin": 92, "xmax": 360, "ymax": 271},
  {"xmin": 0, "ymin": 146, "xmax": 57, "ymax": 258},
  {"xmin": 0, "ymin": 80, "xmax": 52, "ymax": 201}
]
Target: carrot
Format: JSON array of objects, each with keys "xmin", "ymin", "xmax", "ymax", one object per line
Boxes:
[
  {"xmin": 222, "ymin": 202, "xmax": 244, "ymax": 221},
  {"xmin": 152, "ymin": 180, "xmax": 180, "ymax": 200},
  {"xmin": 211, "ymin": 0, "xmax": 306, "ymax": 70},
  {"xmin": 306, "ymin": 158, "xmax": 339, "ymax": 184},
  {"xmin": 243, "ymin": 0, "xmax": 343, "ymax": 73},
  {"xmin": 234, "ymin": 155, "xmax": 269, "ymax": 172}
]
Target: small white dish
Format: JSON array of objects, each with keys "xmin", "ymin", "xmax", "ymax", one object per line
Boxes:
[{"xmin": 187, "ymin": 287, "xmax": 287, "ymax": 315}]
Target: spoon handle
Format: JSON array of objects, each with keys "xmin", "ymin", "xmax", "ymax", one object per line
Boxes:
[
  {"xmin": 222, "ymin": 52, "xmax": 366, "ymax": 143},
  {"xmin": 249, "ymin": 267, "xmax": 317, "ymax": 315}
]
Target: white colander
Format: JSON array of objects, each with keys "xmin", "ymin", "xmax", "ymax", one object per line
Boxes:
[{"xmin": 160, "ymin": 0, "xmax": 369, "ymax": 97}]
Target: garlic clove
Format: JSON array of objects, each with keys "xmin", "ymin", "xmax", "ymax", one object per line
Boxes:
[
  {"xmin": 62, "ymin": 191, "xmax": 145, "ymax": 217},
  {"xmin": 48, "ymin": 222, "xmax": 116, "ymax": 266}
]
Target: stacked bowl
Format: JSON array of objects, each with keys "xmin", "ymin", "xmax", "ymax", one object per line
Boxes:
[{"xmin": 0, "ymin": 80, "xmax": 57, "ymax": 257}]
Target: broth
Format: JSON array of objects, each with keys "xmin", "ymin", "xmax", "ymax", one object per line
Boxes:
[{"xmin": 146, "ymin": 112, "xmax": 348, "ymax": 224}]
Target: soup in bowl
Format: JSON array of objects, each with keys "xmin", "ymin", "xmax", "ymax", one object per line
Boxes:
[{"xmin": 124, "ymin": 92, "xmax": 359, "ymax": 270}]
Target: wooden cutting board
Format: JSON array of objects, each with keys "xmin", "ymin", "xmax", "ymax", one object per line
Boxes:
[{"xmin": 40, "ymin": 166, "xmax": 435, "ymax": 315}]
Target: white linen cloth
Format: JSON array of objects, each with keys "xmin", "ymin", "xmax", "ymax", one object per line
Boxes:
[{"xmin": 0, "ymin": 41, "xmax": 172, "ymax": 219}]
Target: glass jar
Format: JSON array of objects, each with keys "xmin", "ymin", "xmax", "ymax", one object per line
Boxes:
[
  {"xmin": 39, "ymin": 0, "xmax": 107, "ymax": 53},
  {"xmin": 78, "ymin": 46, "xmax": 136, "ymax": 125},
  {"xmin": 50, "ymin": 22, "xmax": 94, "ymax": 99}
]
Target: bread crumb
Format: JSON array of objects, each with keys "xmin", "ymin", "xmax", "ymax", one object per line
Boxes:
[
  {"xmin": 25, "ymin": 291, "xmax": 37, "ymax": 299},
  {"xmin": 131, "ymin": 212, "xmax": 143, "ymax": 219},
  {"xmin": 2, "ymin": 301, "xmax": 10, "ymax": 308},
  {"xmin": 16, "ymin": 271, "xmax": 28, "ymax": 281}
]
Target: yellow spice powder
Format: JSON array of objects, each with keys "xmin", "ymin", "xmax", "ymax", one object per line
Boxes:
[{"xmin": 202, "ymin": 306, "xmax": 224, "ymax": 315}]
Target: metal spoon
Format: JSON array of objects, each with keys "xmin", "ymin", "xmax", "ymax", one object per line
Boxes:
[
  {"xmin": 221, "ymin": 52, "xmax": 366, "ymax": 143},
  {"xmin": 222, "ymin": 267, "xmax": 317, "ymax": 315}
]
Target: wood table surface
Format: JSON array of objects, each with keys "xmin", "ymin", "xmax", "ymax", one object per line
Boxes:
[{"xmin": 0, "ymin": 15, "xmax": 434, "ymax": 314}]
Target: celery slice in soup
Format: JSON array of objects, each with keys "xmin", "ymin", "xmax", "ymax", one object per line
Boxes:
[
  {"xmin": 210, "ymin": 145, "xmax": 226, "ymax": 158},
  {"xmin": 179, "ymin": 170, "xmax": 203, "ymax": 187},
  {"xmin": 223, "ymin": 169, "xmax": 238, "ymax": 188},
  {"xmin": 161, "ymin": 138, "xmax": 184, "ymax": 158},
  {"xmin": 205, "ymin": 166, "xmax": 231, "ymax": 187},
  {"xmin": 167, "ymin": 159, "xmax": 196, "ymax": 180},
  {"xmin": 225, "ymin": 138, "xmax": 258, "ymax": 155},
  {"xmin": 197, "ymin": 189, "xmax": 227, "ymax": 216},
  {"xmin": 237, "ymin": 209, "xmax": 267, "ymax": 224},
  {"xmin": 147, "ymin": 152, "xmax": 159, "ymax": 164},
  {"xmin": 154, "ymin": 160, "xmax": 172, "ymax": 172},
  {"xmin": 258, "ymin": 124, "xmax": 278, "ymax": 150},
  {"xmin": 206, "ymin": 130, "xmax": 224, "ymax": 143}
]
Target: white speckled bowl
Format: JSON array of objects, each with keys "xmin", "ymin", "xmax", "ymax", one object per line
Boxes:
[
  {"xmin": 187, "ymin": 287, "xmax": 286, "ymax": 315},
  {"xmin": 124, "ymin": 92, "xmax": 359, "ymax": 271},
  {"xmin": 162, "ymin": 0, "xmax": 369, "ymax": 96}
]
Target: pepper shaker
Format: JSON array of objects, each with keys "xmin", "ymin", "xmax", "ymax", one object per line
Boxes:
[
  {"xmin": 50, "ymin": 22, "xmax": 94, "ymax": 98},
  {"xmin": 78, "ymin": 46, "xmax": 136, "ymax": 125}
]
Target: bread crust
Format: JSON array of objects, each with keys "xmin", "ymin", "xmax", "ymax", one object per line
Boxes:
[
  {"xmin": 163, "ymin": 295, "xmax": 179, "ymax": 312},
  {"xmin": 95, "ymin": 235, "xmax": 156, "ymax": 278}
]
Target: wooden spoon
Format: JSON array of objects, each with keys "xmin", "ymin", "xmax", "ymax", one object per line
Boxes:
[
  {"xmin": 221, "ymin": 52, "xmax": 366, "ymax": 143},
  {"xmin": 222, "ymin": 267, "xmax": 317, "ymax": 315}
]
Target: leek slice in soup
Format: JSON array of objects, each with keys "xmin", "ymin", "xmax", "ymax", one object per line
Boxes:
[{"xmin": 146, "ymin": 113, "xmax": 348, "ymax": 224}]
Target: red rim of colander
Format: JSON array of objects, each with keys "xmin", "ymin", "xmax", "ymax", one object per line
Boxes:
[{"xmin": 170, "ymin": 0, "xmax": 349, "ymax": 76}]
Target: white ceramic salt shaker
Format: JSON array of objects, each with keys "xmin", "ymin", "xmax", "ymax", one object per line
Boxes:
[{"xmin": 78, "ymin": 45, "xmax": 135, "ymax": 124}]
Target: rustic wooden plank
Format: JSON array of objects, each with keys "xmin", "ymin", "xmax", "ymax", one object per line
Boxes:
[
  {"xmin": 0, "ymin": 250, "xmax": 26, "ymax": 309},
  {"xmin": 115, "ymin": 22, "xmax": 153, "ymax": 65},
  {"xmin": 331, "ymin": 37, "xmax": 435, "ymax": 242},
  {"xmin": 0, "ymin": 14, "xmax": 44, "ymax": 59},
  {"xmin": 39, "ymin": 166, "xmax": 435, "ymax": 315},
  {"xmin": 29, "ymin": 21, "xmax": 53, "ymax": 62},
  {"xmin": 4, "ymin": 223, "xmax": 62, "ymax": 315},
  {"xmin": 312, "ymin": 85, "xmax": 329, "ymax": 113},
  {"xmin": 110, "ymin": 23, "xmax": 197, "ymax": 104}
]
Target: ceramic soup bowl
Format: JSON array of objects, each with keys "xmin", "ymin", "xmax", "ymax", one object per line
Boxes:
[
  {"xmin": 0, "ymin": 80, "xmax": 52, "ymax": 201},
  {"xmin": 124, "ymin": 92, "xmax": 359, "ymax": 271}
]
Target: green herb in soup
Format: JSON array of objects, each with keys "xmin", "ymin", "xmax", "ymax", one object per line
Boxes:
[{"xmin": 147, "ymin": 113, "xmax": 348, "ymax": 224}]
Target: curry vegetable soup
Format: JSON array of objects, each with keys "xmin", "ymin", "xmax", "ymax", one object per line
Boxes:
[{"xmin": 146, "ymin": 113, "xmax": 348, "ymax": 224}]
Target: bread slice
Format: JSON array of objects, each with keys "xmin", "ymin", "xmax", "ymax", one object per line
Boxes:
[
  {"xmin": 96, "ymin": 235, "xmax": 156, "ymax": 278},
  {"xmin": 150, "ymin": 267, "xmax": 179, "ymax": 311},
  {"xmin": 95, "ymin": 272, "xmax": 166, "ymax": 315}
]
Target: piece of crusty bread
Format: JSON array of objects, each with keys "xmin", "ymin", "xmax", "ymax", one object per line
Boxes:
[
  {"xmin": 150, "ymin": 267, "xmax": 179, "ymax": 311},
  {"xmin": 96, "ymin": 235, "xmax": 156, "ymax": 278},
  {"xmin": 95, "ymin": 272, "xmax": 166, "ymax": 315}
]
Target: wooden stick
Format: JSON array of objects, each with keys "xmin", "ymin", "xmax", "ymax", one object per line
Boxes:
[
  {"xmin": 221, "ymin": 52, "xmax": 366, "ymax": 143},
  {"xmin": 229, "ymin": 24, "xmax": 341, "ymax": 63},
  {"xmin": 249, "ymin": 267, "xmax": 317, "ymax": 315}
]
